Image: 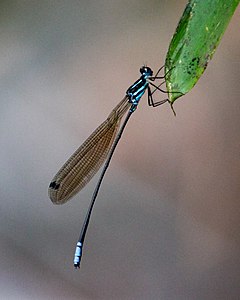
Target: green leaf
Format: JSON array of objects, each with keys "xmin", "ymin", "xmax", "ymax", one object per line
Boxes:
[{"xmin": 165, "ymin": 0, "xmax": 239, "ymax": 103}]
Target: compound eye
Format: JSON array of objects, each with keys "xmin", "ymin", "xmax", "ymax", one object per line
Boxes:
[{"xmin": 140, "ymin": 66, "xmax": 147, "ymax": 74}]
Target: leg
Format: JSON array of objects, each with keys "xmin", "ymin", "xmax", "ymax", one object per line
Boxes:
[
  {"xmin": 151, "ymin": 66, "xmax": 176, "ymax": 80},
  {"xmin": 151, "ymin": 81, "xmax": 166, "ymax": 95},
  {"xmin": 147, "ymin": 85, "xmax": 168, "ymax": 107},
  {"xmin": 153, "ymin": 65, "xmax": 165, "ymax": 79},
  {"xmin": 147, "ymin": 85, "xmax": 176, "ymax": 115},
  {"xmin": 149, "ymin": 81, "xmax": 168, "ymax": 94},
  {"xmin": 149, "ymin": 81, "xmax": 184, "ymax": 97}
]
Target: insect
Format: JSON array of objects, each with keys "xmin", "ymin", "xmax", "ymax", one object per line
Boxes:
[{"xmin": 49, "ymin": 66, "xmax": 171, "ymax": 268}]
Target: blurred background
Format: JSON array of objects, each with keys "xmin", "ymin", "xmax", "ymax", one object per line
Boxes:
[{"xmin": 0, "ymin": 1, "xmax": 239, "ymax": 299}]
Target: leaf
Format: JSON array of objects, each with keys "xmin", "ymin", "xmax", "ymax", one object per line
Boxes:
[{"xmin": 165, "ymin": 0, "xmax": 239, "ymax": 103}]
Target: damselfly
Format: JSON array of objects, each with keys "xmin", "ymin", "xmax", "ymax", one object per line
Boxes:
[{"xmin": 49, "ymin": 66, "xmax": 172, "ymax": 268}]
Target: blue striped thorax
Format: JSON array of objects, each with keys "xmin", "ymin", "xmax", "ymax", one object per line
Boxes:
[{"xmin": 126, "ymin": 66, "xmax": 153, "ymax": 110}]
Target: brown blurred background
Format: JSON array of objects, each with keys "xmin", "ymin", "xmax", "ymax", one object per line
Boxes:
[{"xmin": 0, "ymin": 1, "xmax": 239, "ymax": 299}]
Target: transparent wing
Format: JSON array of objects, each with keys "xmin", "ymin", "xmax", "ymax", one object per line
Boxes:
[{"xmin": 49, "ymin": 96, "xmax": 131, "ymax": 204}]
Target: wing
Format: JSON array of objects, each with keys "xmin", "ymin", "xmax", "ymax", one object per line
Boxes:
[{"xmin": 49, "ymin": 96, "xmax": 131, "ymax": 204}]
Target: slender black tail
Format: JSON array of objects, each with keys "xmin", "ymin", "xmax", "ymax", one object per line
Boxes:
[{"xmin": 74, "ymin": 105, "xmax": 135, "ymax": 268}]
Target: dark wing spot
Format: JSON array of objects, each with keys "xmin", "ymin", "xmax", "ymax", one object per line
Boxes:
[{"xmin": 49, "ymin": 181, "xmax": 60, "ymax": 190}]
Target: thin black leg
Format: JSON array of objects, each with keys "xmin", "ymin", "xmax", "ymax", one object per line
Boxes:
[
  {"xmin": 147, "ymin": 86, "xmax": 153, "ymax": 107},
  {"xmin": 151, "ymin": 66, "xmax": 177, "ymax": 81},
  {"xmin": 149, "ymin": 81, "xmax": 168, "ymax": 94},
  {"xmin": 153, "ymin": 65, "xmax": 165, "ymax": 79},
  {"xmin": 151, "ymin": 81, "xmax": 166, "ymax": 95},
  {"xmin": 149, "ymin": 82, "xmax": 184, "ymax": 97},
  {"xmin": 147, "ymin": 85, "xmax": 168, "ymax": 107}
]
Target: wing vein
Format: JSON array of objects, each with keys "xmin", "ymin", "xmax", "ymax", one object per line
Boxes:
[{"xmin": 49, "ymin": 96, "xmax": 130, "ymax": 204}]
